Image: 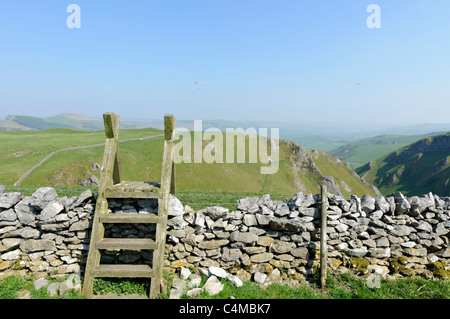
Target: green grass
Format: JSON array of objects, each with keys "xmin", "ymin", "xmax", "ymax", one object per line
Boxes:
[
  {"xmin": 1, "ymin": 272, "xmax": 448, "ymax": 299},
  {"xmin": 191, "ymin": 278, "xmax": 322, "ymax": 299},
  {"xmin": 93, "ymin": 278, "xmax": 150, "ymax": 296},
  {"xmin": 325, "ymin": 273, "xmax": 449, "ymax": 299},
  {"xmin": 0, "ymin": 274, "xmax": 85, "ymax": 299},
  {"xmin": 172, "ymin": 273, "xmax": 450, "ymax": 300},
  {"xmin": 214, "ymin": 274, "xmax": 447, "ymax": 299},
  {"xmin": 176, "ymin": 190, "xmax": 290, "ymax": 211}
]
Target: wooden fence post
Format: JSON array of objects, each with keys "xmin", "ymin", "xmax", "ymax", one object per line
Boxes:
[{"xmin": 320, "ymin": 183, "xmax": 328, "ymax": 289}]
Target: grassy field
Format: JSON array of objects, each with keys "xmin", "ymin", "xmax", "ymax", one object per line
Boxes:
[
  {"xmin": 0, "ymin": 127, "xmax": 163, "ymax": 185},
  {"xmin": 1, "ymin": 272, "xmax": 448, "ymax": 299}
]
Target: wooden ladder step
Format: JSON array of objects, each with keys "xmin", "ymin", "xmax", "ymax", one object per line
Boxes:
[
  {"xmin": 104, "ymin": 181, "xmax": 160, "ymax": 199},
  {"xmin": 100, "ymin": 213, "xmax": 162, "ymax": 224},
  {"xmin": 96, "ymin": 238, "xmax": 157, "ymax": 250},
  {"xmin": 104, "ymin": 190, "xmax": 160, "ymax": 199},
  {"xmin": 91, "ymin": 264, "xmax": 155, "ymax": 278}
]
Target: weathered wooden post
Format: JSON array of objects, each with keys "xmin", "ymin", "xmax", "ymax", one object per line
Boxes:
[{"xmin": 320, "ymin": 182, "xmax": 328, "ymax": 289}]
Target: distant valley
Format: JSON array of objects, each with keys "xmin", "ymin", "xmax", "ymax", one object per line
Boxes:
[{"xmin": 356, "ymin": 132, "xmax": 450, "ymax": 196}]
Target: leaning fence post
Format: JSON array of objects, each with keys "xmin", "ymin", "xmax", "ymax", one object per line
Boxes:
[{"xmin": 320, "ymin": 183, "xmax": 328, "ymax": 289}]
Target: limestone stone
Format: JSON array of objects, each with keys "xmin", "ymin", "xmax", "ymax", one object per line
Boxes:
[
  {"xmin": 236, "ymin": 197, "xmax": 259, "ymax": 212},
  {"xmin": 257, "ymin": 236, "xmax": 274, "ymax": 247},
  {"xmin": 221, "ymin": 247, "xmax": 242, "ymax": 262},
  {"xmin": 197, "ymin": 239, "xmax": 229, "ymax": 250},
  {"xmin": 243, "ymin": 214, "xmax": 258, "ymax": 227},
  {"xmin": 229, "ymin": 231, "xmax": 258, "ymax": 244},
  {"xmin": 227, "ymin": 274, "xmax": 243, "ymax": 287},
  {"xmin": 1, "ymin": 249, "xmax": 21, "ymax": 260},
  {"xmin": 206, "ymin": 206, "xmax": 229, "ymax": 220},
  {"xmin": 0, "ymin": 192, "xmax": 23, "ymax": 209},
  {"xmin": 186, "ymin": 288, "xmax": 203, "ymax": 298},
  {"xmin": 20, "ymin": 239, "xmax": 57, "ymax": 253},
  {"xmin": 253, "ymin": 271, "xmax": 267, "ymax": 284},
  {"xmin": 209, "ymin": 266, "xmax": 228, "ymax": 278},
  {"xmin": 361, "ymin": 195, "xmax": 375, "ymax": 214},
  {"xmin": 0, "ymin": 209, "xmax": 17, "ymax": 222},
  {"xmin": 269, "ymin": 217, "xmax": 305, "ymax": 232},
  {"xmin": 291, "ymin": 247, "xmax": 309, "ymax": 259},
  {"xmin": 202, "ymin": 276, "xmax": 224, "ymax": 296},
  {"xmin": 274, "ymin": 203, "xmax": 290, "ymax": 217},
  {"xmin": 39, "ymin": 201, "xmax": 64, "ymax": 222},
  {"xmin": 270, "ymin": 240, "xmax": 295, "ymax": 254},
  {"xmin": 250, "ymin": 253, "xmax": 273, "ymax": 263},
  {"xmin": 34, "ymin": 277, "xmax": 49, "ymax": 290}
]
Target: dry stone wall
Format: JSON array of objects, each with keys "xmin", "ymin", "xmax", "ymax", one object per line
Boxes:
[
  {"xmin": 1, "ymin": 187, "xmax": 449, "ymax": 283},
  {"xmin": 0, "ymin": 187, "xmax": 93, "ymax": 277},
  {"xmin": 166, "ymin": 192, "xmax": 450, "ymax": 281}
]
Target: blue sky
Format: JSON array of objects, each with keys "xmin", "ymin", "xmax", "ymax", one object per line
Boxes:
[{"xmin": 0, "ymin": 0, "xmax": 449, "ymax": 125}]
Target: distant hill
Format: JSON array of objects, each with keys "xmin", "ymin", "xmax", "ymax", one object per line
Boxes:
[
  {"xmin": 0, "ymin": 114, "xmax": 158, "ymax": 131},
  {"xmin": 0, "ymin": 114, "xmax": 101, "ymax": 131},
  {"xmin": 328, "ymin": 133, "xmax": 441, "ymax": 169},
  {"xmin": 356, "ymin": 132, "xmax": 450, "ymax": 196},
  {"xmin": 371, "ymin": 123, "xmax": 450, "ymax": 136}
]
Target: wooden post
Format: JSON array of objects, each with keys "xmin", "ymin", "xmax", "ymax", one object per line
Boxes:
[
  {"xmin": 164, "ymin": 114, "xmax": 176, "ymax": 195},
  {"xmin": 320, "ymin": 183, "xmax": 328, "ymax": 289},
  {"xmin": 170, "ymin": 162, "xmax": 176, "ymax": 195},
  {"xmin": 150, "ymin": 114, "xmax": 176, "ymax": 298},
  {"xmin": 164, "ymin": 114, "xmax": 175, "ymax": 141},
  {"xmin": 82, "ymin": 113, "xmax": 120, "ymax": 298}
]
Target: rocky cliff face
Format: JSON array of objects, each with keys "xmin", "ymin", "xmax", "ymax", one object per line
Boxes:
[{"xmin": 284, "ymin": 140, "xmax": 380, "ymax": 197}]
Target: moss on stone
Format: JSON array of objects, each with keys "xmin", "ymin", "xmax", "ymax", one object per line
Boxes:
[
  {"xmin": 350, "ymin": 257, "xmax": 369, "ymax": 274},
  {"xmin": 427, "ymin": 261, "xmax": 450, "ymax": 279},
  {"xmin": 398, "ymin": 256, "xmax": 408, "ymax": 265},
  {"xmin": 388, "ymin": 257, "xmax": 414, "ymax": 276}
]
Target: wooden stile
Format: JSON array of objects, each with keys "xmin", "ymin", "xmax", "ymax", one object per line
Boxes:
[{"xmin": 82, "ymin": 112, "xmax": 176, "ymax": 299}]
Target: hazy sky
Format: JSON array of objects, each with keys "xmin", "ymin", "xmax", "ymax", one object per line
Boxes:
[{"xmin": 0, "ymin": 0, "xmax": 449, "ymax": 125}]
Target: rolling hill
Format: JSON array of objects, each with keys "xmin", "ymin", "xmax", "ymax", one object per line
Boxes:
[
  {"xmin": 0, "ymin": 114, "xmax": 158, "ymax": 131},
  {"xmin": 328, "ymin": 133, "xmax": 441, "ymax": 169},
  {"xmin": 0, "ymin": 127, "xmax": 379, "ymax": 198},
  {"xmin": 356, "ymin": 132, "xmax": 450, "ymax": 196}
]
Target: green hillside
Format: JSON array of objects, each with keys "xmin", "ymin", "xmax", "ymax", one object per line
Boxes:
[
  {"xmin": 5, "ymin": 115, "xmax": 63, "ymax": 130},
  {"xmin": 0, "ymin": 128, "xmax": 378, "ymax": 198},
  {"xmin": 45, "ymin": 114, "xmax": 104, "ymax": 131},
  {"xmin": 356, "ymin": 132, "xmax": 450, "ymax": 196},
  {"xmin": 0, "ymin": 114, "xmax": 100, "ymax": 131},
  {"xmin": 329, "ymin": 133, "xmax": 439, "ymax": 169},
  {"xmin": 0, "ymin": 113, "xmax": 154, "ymax": 132}
]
